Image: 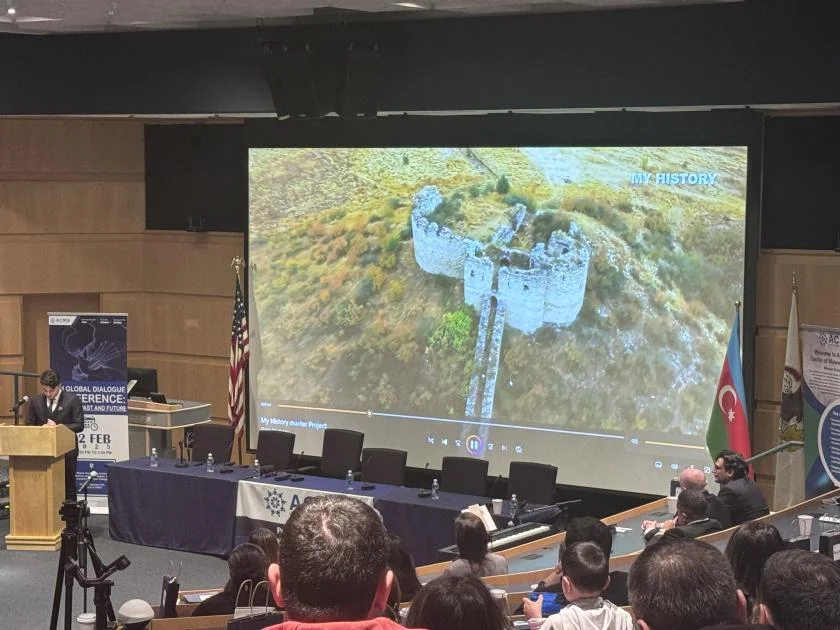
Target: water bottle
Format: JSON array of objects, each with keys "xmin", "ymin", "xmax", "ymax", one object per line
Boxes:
[
  {"xmin": 253, "ymin": 458, "xmax": 261, "ymax": 478},
  {"xmin": 150, "ymin": 447, "xmax": 158, "ymax": 468},
  {"xmin": 509, "ymin": 493, "xmax": 519, "ymax": 519},
  {"xmin": 206, "ymin": 452, "xmax": 215, "ymax": 474},
  {"xmin": 431, "ymin": 478, "xmax": 440, "ymax": 500},
  {"xmin": 346, "ymin": 469, "xmax": 354, "ymax": 491}
]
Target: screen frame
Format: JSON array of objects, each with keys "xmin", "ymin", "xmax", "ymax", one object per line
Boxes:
[{"xmin": 242, "ymin": 110, "xmax": 762, "ymax": 476}]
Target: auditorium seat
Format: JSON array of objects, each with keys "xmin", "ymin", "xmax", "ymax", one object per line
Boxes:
[
  {"xmin": 256, "ymin": 430, "xmax": 296, "ymax": 471},
  {"xmin": 441, "ymin": 456, "xmax": 488, "ymax": 496},
  {"xmin": 361, "ymin": 448, "xmax": 408, "ymax": 486},
  {"xmin": 190, "ymin": 424, "xmax": 234, "ymax": 463},
  {"xmin": 319, "ymin": 428, "xmax": 364, "ymax": 478},
  {"xmin": 508, "ymin": 461, "xmax": 558, "ymax": 506}
]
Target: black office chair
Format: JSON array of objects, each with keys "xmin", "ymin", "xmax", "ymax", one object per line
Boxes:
[
  {"xmin": 256, "ymin": 430, "xmax": 296, "ymax": 471},
  {"xmin": 319, "ymin": 428, "xmax": 364, "ymax": 478},
  {"xmin": 189, "ymin": 423, "xmax": 234, "ymax": 464},
  {"xmin": 508, "ymin": 461, "xmax": 558, "ymax": 506},
  {"xmin": 440, "ymin": 456, "xmax": 489, "ymax": 496},
  {"xmin": 361, "ymin": 448, "xmax": 408, "ymax": 486}
]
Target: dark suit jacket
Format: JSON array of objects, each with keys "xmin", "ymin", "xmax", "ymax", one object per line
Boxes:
[
  {"xmin": 718, "ymin": 477, "xmax": 770, "ymax": 526},
  {"xmin": 26, "ymin": 390, "xmax": 84, "ymax": 452},
  {"xmin": 645, "ymin": 518, "xmax": 722, "ymax": 545},
  {"xmin": 705, "ymin": 490, "xmax": 732, "ymax": 529}
]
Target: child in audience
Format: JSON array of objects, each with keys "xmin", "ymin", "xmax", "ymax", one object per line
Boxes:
[
  {"xmin": 192, "ymin": 543, "xmax": 268, "ymax": 617},
  {"xmin": 249, "ymin": 527, "xmax": 280, "ymax": 566},
  {"xmin": 405, "ymin": 573, "xmax": 511, "ymax": 630},
  {"xmin": 523, "ymin": 542, "xmax": 633, "ymax": 630}
]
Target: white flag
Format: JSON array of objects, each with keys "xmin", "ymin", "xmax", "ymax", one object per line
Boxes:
[{"xmin": 772, "ymin": 285, "xmax": 806, "ymax": 510}]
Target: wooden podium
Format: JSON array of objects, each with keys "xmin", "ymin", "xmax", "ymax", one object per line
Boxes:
[{"xmin": 0, "ymin": 424, "xmax": 76, "ymax": 551}]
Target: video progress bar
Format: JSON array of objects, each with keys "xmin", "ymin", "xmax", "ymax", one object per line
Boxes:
[
  {"xmin": 273, "ymin": 404, "xmax": 624, "ymax": 441},
  {"xmin": 644, "ymin": 440, "xmax": 707, "ymax": 451}
]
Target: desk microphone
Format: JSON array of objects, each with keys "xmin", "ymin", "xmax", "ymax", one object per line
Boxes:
[
  {"xmin": 78, "ymin": 470, "xmax": 98, "ymax": 493},
  {"xmin": 10, "ymin": 395, "xmax": 29, "ymax": 412},
  {"xmin": 258, "ymin": 464, "xmax": 276, "ymax": 478},
  {"xmin": 289, "ymin": 451, "xmax": 304, "ymax": 472}
]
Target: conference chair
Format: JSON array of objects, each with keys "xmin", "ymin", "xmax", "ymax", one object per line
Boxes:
[
  {"xmin": 319, "ymin": 428, "xmax": 364, "ymax": 478},
  {"xmin": 189, "ymin": 423, "xmax": 234, "ymax": 464},
  {"xmin": 361, "ymin": 448, "xmax": 408, "ymax": 486},
  {"xmin": 507, "ymin": 461, "xmax": 558, "ymax": 506},
  {"xmin": 256, "ymin": 430, "xmax": 296, "ymax": 471},
  {"xmin": 441, "ymin": 456, "xmax": 489, "ymax": 496}
]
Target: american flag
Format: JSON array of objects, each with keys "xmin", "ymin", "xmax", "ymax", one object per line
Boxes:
[{"xmin": 228, "ymin": 276, "xmax": 250, "ymax": 444}]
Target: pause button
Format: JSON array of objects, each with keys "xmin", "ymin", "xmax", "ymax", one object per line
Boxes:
[{"xmin": 466, "ymin": 435, "xmax": 483, "ymax": 455}]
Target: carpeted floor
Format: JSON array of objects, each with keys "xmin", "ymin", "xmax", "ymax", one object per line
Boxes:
[{"xmin": 0, "ymin": 508, "xmax": 232, "ymax": 628}]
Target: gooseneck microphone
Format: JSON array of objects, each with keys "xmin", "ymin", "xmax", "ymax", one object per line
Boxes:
[
  {"xmin": 78, "ymin": 470, "xmax": 98, "ymax": 494},
  {"xmin": 10, "ymin": 395, "xmax": 29, "ymax": 412}
]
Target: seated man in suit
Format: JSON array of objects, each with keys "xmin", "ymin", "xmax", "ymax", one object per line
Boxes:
[
  {"xmin": 714, "ymin": 450, "xmax": 770, "ymax": 526},
  {"xmin": 264, "ymin": 495, "xmax": 403, "ymax": 630},
  {"xmin": 643, "ymin": 489, "xmax": 722, "ymax": 544},
  {"xmin": 681, "ymin": 467, "xmax": 731, "ymax": 529},
  {"xmin": 26, "ymin": 369, "xmax": 85, "ymax": 501}
]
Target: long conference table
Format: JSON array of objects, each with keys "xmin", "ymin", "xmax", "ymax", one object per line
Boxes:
[
  {"xmin": 416, "ymin": 488, "xmax": 840, "ymax": 592},
  {"xmin": 108, "ymin": 457, "xmax": 538, "ymax": 566}
]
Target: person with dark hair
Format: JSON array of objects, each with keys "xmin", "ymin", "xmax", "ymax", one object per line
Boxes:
[
  {"xmin": 725, "ymin": 522, "xmax": 785, "ymax": 622},
  {"xmin": 405, "ymin": 573, "xmax": 510, "ymax": 630},
  {"xmin": 680, "ymin": 467, "xmax": 732, "ymax": 529},
  {"xmin": 714, "ymin": 450, "xmax": 769, "ymax": 525},
  {"xmin": 524, "ymin": 516, "xmax": 629, "ymax": 614},
  {"xmin": 26, "ymin": 368, "xmax": 85, "ymax": 501},
  {"xmin": 643, "ymin": 489, "xmax": 722, "ymax": 544},
  {"xmin": 249, "ymin": 527, "xmax": 280, "ymax": 566},
  {"xmin": 192, "ymin": 543, "xmax": 268, "ymax": 617},
  {"xmin": 264, "ymin": 495, "xmax": 403, "ymax": 630},
  {"xmin": 386, "ymin": 533, "xmax": 422, "ymax": 602},
  {"xmin": 443, "ymin": 512, "xmax": 508, "ymax": 578},
  {"xmin": 757, "ymin": 549, "xmax": 840, "ymax": 629},
  {"xmin": 524, "ymin": 542, "xmax": 632, "ymax": 630},
  {"xmin": 629, "ymin": 538, "xmax": 748, "ymax": 630}
]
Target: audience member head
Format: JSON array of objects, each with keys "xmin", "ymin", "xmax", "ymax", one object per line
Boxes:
[
  {"xmin": 563, "ymin": 516, "xmax": 613, "ymax": 559},
  {"xmin": 226, "ymin": 543, "xmax": 268, "ymax": 599},
  {"xmin": 675, "ymin": 489, "xmax": 708, "ymax": 524},
  {"xmin": 116, "ymin": 599, "xmax": 154, "ymax": 630},
  {"xmin": 248, "ymin": 527, "xmax": 280, "ymax": 565},
  {"xmin": 725, "ymin": 522, "xmax": 785, "ymax": 617},
  {"xmin": 387, "ymin": 533, "xmax": 422, "ymax": 601},
  {"xmin": 629, "ymin": 538, "xmax": 746, "ymax": 630},
  {"xmin": 714, "ymin": 450, "xmax": 748, "ymax": 483},
  {"xmin": 758, "ymin": 549, "xmax": 840, "ymax": 629},
  {"xmin": 405, "ymin": 574, "xmax": 511, "ymax": 630},
  {"xmin": 268, "ymin": 495, "xmax": 392, "ymax": 622},
  {"xmin": 680, "ymin": 467, "xmax": 708, "ymax": 491},
  {"xmin": 560, "ymin": 541, "xmax": 609, "ymax": 601},
  {"xmin": 454, "ymin": 512, "xmax": 490, "ymax": 564}
]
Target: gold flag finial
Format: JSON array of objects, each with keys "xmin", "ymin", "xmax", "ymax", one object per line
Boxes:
[
  {"xmin": 735, "ymin": 300, "xmax": 742, "ymax": 312},
  {"xmin": 792, "ymin": 271, "xmax": 797, "ymax": 292},
  {"xmin": 231, "ymin": 256, "xmax": 243, "ymax": 277}
]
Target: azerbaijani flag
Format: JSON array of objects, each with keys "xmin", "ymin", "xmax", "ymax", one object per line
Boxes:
[{"xmin": 706, "ymin": 311, "xmax": 752, "ymax": 466}]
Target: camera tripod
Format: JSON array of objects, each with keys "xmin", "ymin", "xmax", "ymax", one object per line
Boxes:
[{"xmin": 49, "ymin": 498, "xmax": 129, "ymax": 630}]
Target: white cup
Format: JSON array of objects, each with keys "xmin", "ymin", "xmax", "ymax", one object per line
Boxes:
[
  {"xmin": 489, "ymin": 588, "xmax": 508, "ymax": 616},
  {"xmin": 492, "ymin": 498, "xmax": 503, "ymax": 515},
  {"xmin": 77, "ymin": 612, "xmax": 96, "ymax": 629},
  {"xmin": 666, "ymin": 496, "xmax": 678, "ymax": 514},
  {"xmin": 799, "ymin": 514, "xmax": 814, "ymax": 537}
]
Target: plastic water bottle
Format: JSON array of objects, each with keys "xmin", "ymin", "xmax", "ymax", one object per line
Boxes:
[
  {"xmin": 431, "ymin": 478, "xmax": 440, "ymax": 500},
  {"xmin": 509, "ymin": 493, "xmax": 519, "ymax": 519},
  {"xmin": 206, "ymin": 452, "xmax": 215, "ymax": 474},
  {"xmin": 253, "ymin": 458, "xmax": 261, "ymax": 478},
  {"xmin": 150, "ymin": 448, "xmax": 158, "ymax": 468},
  {"xmin": 346, "ymin": 469, "xmax": 354, "ymax": 491}
]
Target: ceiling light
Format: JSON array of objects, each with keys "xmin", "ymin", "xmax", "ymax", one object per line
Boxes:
[
  {"xmin": 7, "ymin": 7, "xmax": 15, "ymax": 15},
  {"xmin": 393, "ymin": 2, "xmax": 427, "ymax": 8}
]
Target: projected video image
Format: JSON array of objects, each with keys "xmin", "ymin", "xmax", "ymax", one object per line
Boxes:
[{"xmin": 250, "ymin": 147, "xmax": 747, "ymax": 442}]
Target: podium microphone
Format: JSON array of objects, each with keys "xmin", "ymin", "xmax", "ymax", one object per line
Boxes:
[
  {"xmin": 78, "ymin": 471, "xmax": 98, "ymax": 494},
  {"xmin": 10, "ymin": 395, "xmax": 29, "ymax": 412}
]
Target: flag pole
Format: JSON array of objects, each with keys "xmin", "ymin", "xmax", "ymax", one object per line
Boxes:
[{"xmin": 231, "ymin": 256, "xmax": 244, "ymax": 465}]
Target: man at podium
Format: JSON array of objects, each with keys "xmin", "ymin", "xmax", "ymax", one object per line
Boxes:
[{"xmin": 26, "ymin": 369, "xmax": 84, "ymax": 501}]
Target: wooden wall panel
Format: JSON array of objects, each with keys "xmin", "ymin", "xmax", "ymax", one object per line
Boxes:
[
  {"xmin": 129, "ymin": 352, "xmax": 229, "ymax": 421},
  {"xmin": 754, "ymin": 330, "xmax": 786, "ymax": 404},
  {"xmin": 143, "ymin": 232, "xmax": 244, "ymax": 297},
  {"xmin": 757, "ymin": 250, "xmax": 840, "ymax": 328},
  {"xmin": 142, "ymin": 293, "xmax": 230, "ymax": 358},
  {"xmin": 0, "ymin": 356, "xmax": 25, "ymax": 424},
  {"xmin": 0, "ymin": 234, "xmax": 144, "ymax": 296},
  {"xmin": 0, "ymin": 181, "xmax": 144, "ymax": 234},
  {"xmin": 0, "ymin": 296, "xmax": 23, "ymax": 356},
  {"xmin": 100, "ymin": 293, "xmax": 148, "ymax": 353},
  {"xmin": 0, "ymin": 120, "xmax": 144, "ymax": 175}
]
